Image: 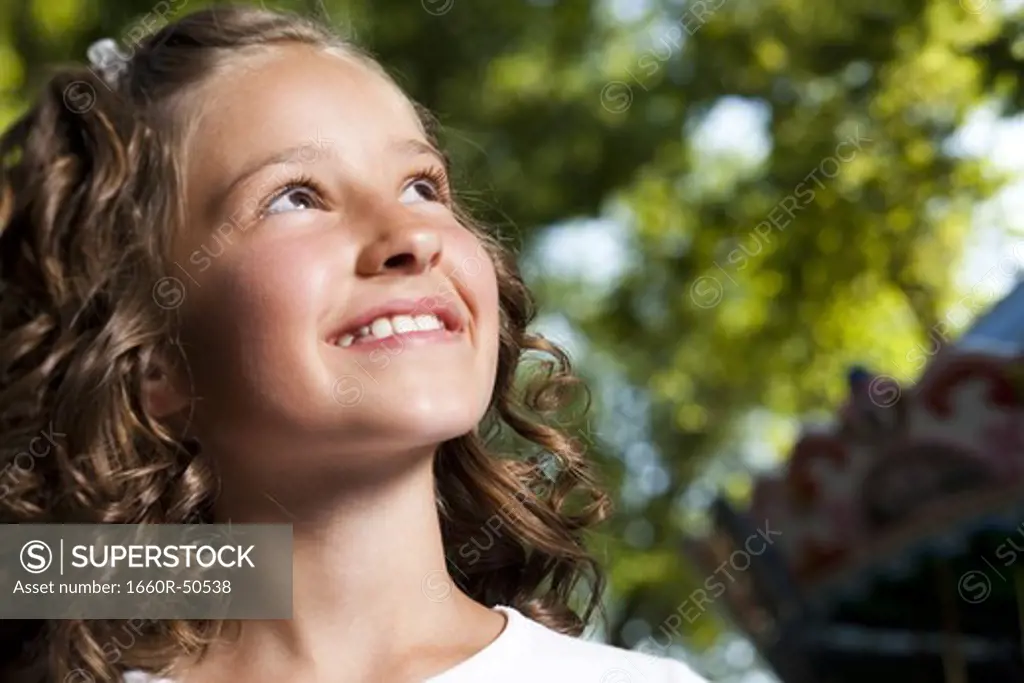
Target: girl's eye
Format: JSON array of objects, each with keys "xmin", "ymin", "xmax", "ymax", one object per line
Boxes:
[
  {"xmin": 400, "ymin": 170, "xmax": 449, "ymax": 205},
  {"xmin": 264, "ymin": 182, "xmax": 322, "ymax": 216}
]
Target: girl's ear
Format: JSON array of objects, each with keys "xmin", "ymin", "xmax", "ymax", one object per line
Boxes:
[{"xmin": 141, "ymin": 353, "xmax": 190, "ymax": 420}]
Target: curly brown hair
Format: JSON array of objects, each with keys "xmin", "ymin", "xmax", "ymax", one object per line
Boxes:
[{"xmin": 0, "ymin": 4, "xmax": 611, "ymax": 682}]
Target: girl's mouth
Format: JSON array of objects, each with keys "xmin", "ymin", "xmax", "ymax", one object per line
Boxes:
[{"xmin": 325, "ymin": 297, "xmax": 466, "ymax": 349}]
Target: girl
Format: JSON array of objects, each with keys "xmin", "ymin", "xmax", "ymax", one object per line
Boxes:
[{"xmin": 0, "ymin": 5, "xmax": 708, "ymax": 682}]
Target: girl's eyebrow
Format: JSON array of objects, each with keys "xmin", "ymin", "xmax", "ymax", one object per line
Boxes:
[{"xmin": 393, "ymin": 138, "xmax": 450, "ymax": 171}]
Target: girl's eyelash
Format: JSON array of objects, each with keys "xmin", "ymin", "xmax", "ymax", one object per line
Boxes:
[
  {"xmin": 258, "ymin": 174, "xmax": 326, "ymax": 217},
  {"xmin": 410, "ymin": 166, "xmax": 451, "ymax": 204}
]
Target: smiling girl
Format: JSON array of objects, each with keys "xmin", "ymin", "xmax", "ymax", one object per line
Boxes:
[{"xmin": 0, "ymin": 5, "xmax": 707, "ymax": 683}]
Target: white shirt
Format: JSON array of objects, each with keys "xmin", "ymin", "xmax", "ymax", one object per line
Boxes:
[{"xmin": 124, "ymin": 605, "xmax": 708, "ymax": 683}]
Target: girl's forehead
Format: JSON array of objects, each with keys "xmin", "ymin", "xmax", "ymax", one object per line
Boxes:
[{"xmin": 186, "ymin": 43, "xmax": 424, "ymax": 174}]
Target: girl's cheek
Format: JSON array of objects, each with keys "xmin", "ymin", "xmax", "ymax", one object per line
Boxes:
[{"xmin": 437, "ymin": 226, "xmax": 494, "ymax": 303}]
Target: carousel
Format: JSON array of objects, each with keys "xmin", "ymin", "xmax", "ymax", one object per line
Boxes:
[{"xmin": 687, "ymin": 284, "xmax": 1024, "ymax": 682}]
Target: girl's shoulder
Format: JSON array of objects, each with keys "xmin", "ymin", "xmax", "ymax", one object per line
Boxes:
[
  {"xmin": 435, "ymin": 605, "xmax": 709, "ymax": 683},
  {"xmin": 123, "ymin": 673, "xmax": 173, "ymax": 683}
]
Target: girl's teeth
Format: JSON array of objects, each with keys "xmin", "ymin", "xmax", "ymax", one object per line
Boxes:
[
  {"xmin": 391, "ymin": 315, "xmax": 417, "ymax": 334},
  {"xmin": 370, "ymin": 317, "xmax": 395, "ymax": 339},
  {"xmin": 335, "ymin": 314, "xmax": 447, "ymax": 346},
  {"xmin": 414, "ymin": 315, "xmax": 443, "ymax": 331}
]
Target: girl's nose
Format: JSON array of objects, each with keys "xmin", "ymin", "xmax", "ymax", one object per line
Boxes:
[{"xmin": 355, "ymin": 220, "xmax": 443, "ymax": 277}]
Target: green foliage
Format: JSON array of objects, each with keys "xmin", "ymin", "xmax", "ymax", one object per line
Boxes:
[{"xmin": 3, "ymin": 0, "xmax": 1020, "ymax": 669}]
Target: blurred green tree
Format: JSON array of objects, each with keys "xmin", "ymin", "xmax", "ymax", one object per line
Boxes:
[{"xmin": 1, "ymin": 0, "xmax": 1018, "ymax": 669}]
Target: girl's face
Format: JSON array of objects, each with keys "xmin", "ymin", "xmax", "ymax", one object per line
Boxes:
[{"xmin": 163, "ymin": 44, "xmax": 500, "ymax": 485}]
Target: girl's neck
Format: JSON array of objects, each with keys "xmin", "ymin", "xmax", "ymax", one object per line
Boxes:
[{"xmin": 179, "ymin": 448, "xmax": 502, "ymax": 683}]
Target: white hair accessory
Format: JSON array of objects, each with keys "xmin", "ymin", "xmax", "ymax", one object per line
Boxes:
[{"xmin": 86, "ymin": 38, "xmax": 130, "ymax": 87}]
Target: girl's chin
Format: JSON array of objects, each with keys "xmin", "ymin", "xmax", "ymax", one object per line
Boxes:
[{"xmin": 329, "ymin": 395, "xmax": 484, "ymax": 438}]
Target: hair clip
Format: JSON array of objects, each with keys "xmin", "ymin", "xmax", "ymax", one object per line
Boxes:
[{"xmin": 86, "ymin": 38, "xmax": 130, "ymax": 87}]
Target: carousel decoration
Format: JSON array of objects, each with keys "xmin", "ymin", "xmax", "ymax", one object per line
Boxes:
[{"xmin": 687, "ymin": 286, "xmax": 1024, "ymax": 683}]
